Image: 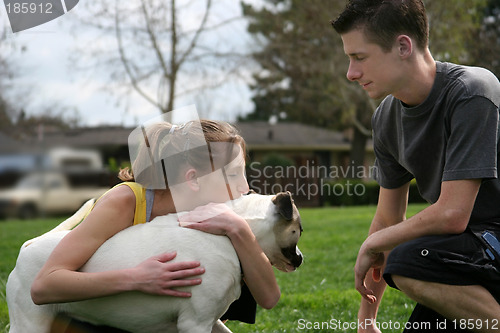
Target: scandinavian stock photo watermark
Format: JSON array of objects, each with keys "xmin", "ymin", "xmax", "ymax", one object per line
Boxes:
[{"xmin": 248, "ymin": 160, "xmax": 377, "ymax": 201}]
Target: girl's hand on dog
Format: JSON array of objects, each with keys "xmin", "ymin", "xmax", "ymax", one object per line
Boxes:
[
  {"xmin": 129, "ymin": 251, "xmax": 204, "ymax": 297},
  {"xmin": 178, "ymin": 202, "xmax": 248, "ymax": 238}
]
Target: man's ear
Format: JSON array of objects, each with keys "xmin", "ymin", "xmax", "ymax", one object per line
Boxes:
[
  {"xmin": 397, "ymin": 35, "xmax": 413, "ymax": 59},
  {"xmin": 184, "ymin": 168, "xmax": 199, "ymax": 191}
]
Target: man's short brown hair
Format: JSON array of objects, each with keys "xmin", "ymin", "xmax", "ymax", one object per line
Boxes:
[{"xmin": 331, "ymin": 0, "xmax": 429, "ymax": 52}]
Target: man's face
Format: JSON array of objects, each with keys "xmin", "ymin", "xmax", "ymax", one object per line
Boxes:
[{"xmin": 341, "ymin": 29, "xmax": 403, "ymax": 100}]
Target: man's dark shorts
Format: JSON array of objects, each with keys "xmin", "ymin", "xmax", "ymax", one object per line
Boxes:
[{"xmin": 383, "ymin": 229, "xmax": 500, "ymax": 303}]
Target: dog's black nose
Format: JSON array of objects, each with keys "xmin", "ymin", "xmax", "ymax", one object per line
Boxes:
[
  {"xmin": 282, "ymin": 246, "xmax": 303, "ymax": 268},
  {"xmin": 292, "ymin": 253, "xmax": 303, "ymax": 268}
]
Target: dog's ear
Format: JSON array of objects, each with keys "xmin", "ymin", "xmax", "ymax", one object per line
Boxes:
[{"xmin": 271, "ymin": 191, "xmax": 294, "ymax": 221}]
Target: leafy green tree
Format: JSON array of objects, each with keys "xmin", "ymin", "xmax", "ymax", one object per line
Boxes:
[{"xmin": 468, "ymin": 0, "xmax": 500, "ymax": 76}]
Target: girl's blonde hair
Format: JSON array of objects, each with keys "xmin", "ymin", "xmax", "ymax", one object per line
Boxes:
[{"xmin": 118, "ymin": 119, "xmax": 246, "ymax": 189}]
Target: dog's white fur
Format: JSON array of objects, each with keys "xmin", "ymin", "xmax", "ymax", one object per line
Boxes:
[{"xmin": 7, "ymin": 193, "xmax": 302, "ymax": 333}]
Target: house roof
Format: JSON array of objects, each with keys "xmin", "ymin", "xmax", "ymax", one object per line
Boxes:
[
  {"xmin": 1, "ymin": 122, "xmax": 371, "ymax": 153},
  {"xmin": 0, "ymin": 131, "xmax": 35, "ymax": 154},
  {"xmin": 39, "ymin": 126, "xmax": 132, "ymax": 147},
  {"xmin": 235, "ymin": 121, "xmax": 355, "ymax": 151}
]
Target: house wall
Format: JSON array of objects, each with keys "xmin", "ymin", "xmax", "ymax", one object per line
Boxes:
[{"xmin": 246, "ymin": 147, "xmax": 375, "ymax": 207}]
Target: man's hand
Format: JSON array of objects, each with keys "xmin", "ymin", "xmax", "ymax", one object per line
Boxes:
[{"xmin": 354, "ymin": 240, "xmax": 385, "ymax": 304}]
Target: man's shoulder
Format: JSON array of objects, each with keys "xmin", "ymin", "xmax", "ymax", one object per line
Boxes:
[
  {"xmin": 442, "ymin": 62, "xmax": 500, "ymax": 104},
  {"xmin": 372, "ymin": 95, "xmax": 399, "ymax": 124}
]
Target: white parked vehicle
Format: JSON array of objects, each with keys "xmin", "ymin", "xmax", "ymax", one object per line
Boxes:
[
  {"xmin": 0, "ymin": 172, "xmax": 109, "ymax": 219},
  {"xmin": 0, "ymin": 147, "xmax": 111, "ymax": 219}
]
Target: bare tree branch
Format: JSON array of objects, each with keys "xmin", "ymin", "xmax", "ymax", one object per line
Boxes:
[
  {"xmin": 71, "ymin": 0, "xmax": 250, "ymax": 120},
  {"xmin": 177, "ymin": 0, "xmax": 212, "ymax": 66},
  {"xmin": 115, "ymin": 0, "xmax": 158, "ymax": 108}
]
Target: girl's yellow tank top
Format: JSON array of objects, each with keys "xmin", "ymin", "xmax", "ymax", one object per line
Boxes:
[{"xmin": 86, "ymin": 182, "xmax": 147, "ymax": 225}]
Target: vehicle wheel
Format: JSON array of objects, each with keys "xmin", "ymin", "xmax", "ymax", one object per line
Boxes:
[{"xmin": 18, "ymin": 203, "xmax": 38, "ymax": 219}]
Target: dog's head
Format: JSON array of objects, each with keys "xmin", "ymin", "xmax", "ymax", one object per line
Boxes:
[
  {"xmin": 234, "ymin": 191, "xmax": 303, "ymax": 273},
  {"xmin": 269, "ymin": 191, "xmax": 303, "ymax": 272}
]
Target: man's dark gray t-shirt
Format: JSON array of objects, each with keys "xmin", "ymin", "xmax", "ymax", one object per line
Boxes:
[{"xmin": 372, "ymin": 61, "xmax": 500, "ymax": 229}]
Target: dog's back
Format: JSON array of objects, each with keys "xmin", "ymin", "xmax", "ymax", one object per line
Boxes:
[
  {"xmin": 7, "ymin": 230, "xmax": 69, "ymax": 332},
  {"xmin": 7, "ymin": 213, "xmax": 241, "ymax": 333},
  {"xmin": 61, "ymin": 216, "xmax": 241, "ymax": 332}
]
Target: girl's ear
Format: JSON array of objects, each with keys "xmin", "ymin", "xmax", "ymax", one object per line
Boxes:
[
  {"xmin": 397, "ymin": 34, "xmax": 413, "ymax": 59},
  {"xmin": 184, "ymin": 168, "xmax": 199, "ymax": 191}
]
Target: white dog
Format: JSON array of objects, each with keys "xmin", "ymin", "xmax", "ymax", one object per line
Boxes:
[{"xmin": 7, "ymin": 191, "xmax": 303, "ymax": 333}]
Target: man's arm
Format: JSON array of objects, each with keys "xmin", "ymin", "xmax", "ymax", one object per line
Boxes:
[
  {"xmin": 355, "ymin": 179, "xmax": 481, "ymax": 304},
  {"xmin": 358, "ymin": 183, "xmax": 410, "ymax": 332}
]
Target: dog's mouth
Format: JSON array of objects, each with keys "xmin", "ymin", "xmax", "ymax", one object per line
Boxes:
[
  {"xmin": 270, "ymin": 259, "xmax": 298, "ymax": 273},
  {"xmin": 284, "ymin": 262, "xmax": 297, "ymax": 272}
]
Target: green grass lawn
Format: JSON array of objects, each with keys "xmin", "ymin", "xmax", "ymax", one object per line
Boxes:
[{"xmin": 0, "ymin": 204, "xmax": 428, "ymax": 333}]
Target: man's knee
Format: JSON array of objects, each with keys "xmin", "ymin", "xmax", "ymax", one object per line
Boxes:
[
  {"xmin": 391, "ymin": 275, "xmax": 465, "ymax": 310},
  {"xmin": 391, "ymin": 275, "xmax": 432, "ymax": 304}
]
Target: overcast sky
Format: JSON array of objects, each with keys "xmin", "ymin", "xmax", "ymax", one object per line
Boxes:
[{"xmin": 1, "ymin": 1, "xmax": 258, "ymax": 127}]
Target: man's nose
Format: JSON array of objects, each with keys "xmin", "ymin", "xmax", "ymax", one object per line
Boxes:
[{"xmin": 346, "ymin": 61, "xmax": 361, "ymax": 82}]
